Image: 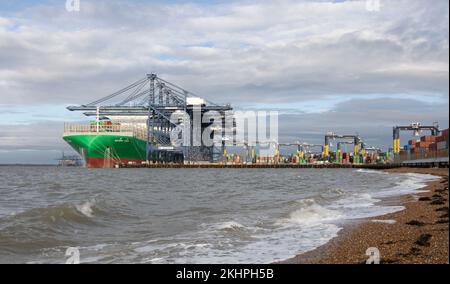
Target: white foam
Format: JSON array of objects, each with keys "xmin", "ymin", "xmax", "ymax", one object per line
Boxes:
[
  {"xmin": 355, "ymin": 169, "xmax": 388, "ymax": 175},
  {"xmin": 373, "ymin": 173, "xmax": 439, "ymax": 198},
  {"xmin": 150, "ymin": 224, "xmax": 342, "ymax": 264},
  {"xmin": 146, "ymin": 257, "xmax": 165, "ymax": 264},
  {"xmin": 216, "ymin": 221, "xmax": 245, "ymax": 230},
  {"xmin": 327, "ymin": 188, "xmax": 345, "ymax": 195},
  {"xmin": 278, "ymin": 199, "xmax": 342, "ymax": 226},
  {"xmin": 75, "ymin": 200, "xmax": 95, "ymax": 218},
  {"xmin": 404, "ymin": 172, "xmax": 440, "ymax": 180},
  {"xmin": 371, "ymin": 219, "xmax": 396, "ymax": 224},
  {"xmin": 332, "ymin": 172, "xmax": 440, "ymax": 220}
]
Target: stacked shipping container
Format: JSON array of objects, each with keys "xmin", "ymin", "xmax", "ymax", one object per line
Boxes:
[
  {"xmin": 405, "ymin": 128, "xmax": 448, "ymax": 153},
  {"xmin": 402, "ymin": 129, "xmax": 449, "ymax": 163},
  {"xmin": 436, "ymin": 128, "xmax": 449, "ymax": 150}
]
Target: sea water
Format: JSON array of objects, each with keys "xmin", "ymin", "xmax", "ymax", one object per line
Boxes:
[{"xmin": 0, "ymin": 166, "xmax": 438, "ymax": 264}]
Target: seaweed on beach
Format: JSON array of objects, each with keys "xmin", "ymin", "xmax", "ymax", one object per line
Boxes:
[
  {"xmin": 430, "ymin": 196, "xmax": 446, "ymax": 205},
  {"xmin": 435, "ymin": 206, "xmax": 449, "ymax": 212},
  {"xmin": 406, "ymin": 220, "xmax": 426, "ymax": 226},
  {"xmin": 408, "ymin": 247, "xmax": 421, "ymax": 256},
  {"xmin": 398, "ymin": 247, "xmax": 421, "ymax": 257},
  {"xmin": 415, "ymin": 234, "xmax": 432, "ymax": 247},
  {"xmin": 435, "ymin": 186, "xmax": 448, "ymax": 193},
  {"xmin": 419, "ymin": 197, "xmax": 431, "ymax": 201},
  {"xmin": 380, "ymin": 258, "xmax": 399, "ymax": 264}
]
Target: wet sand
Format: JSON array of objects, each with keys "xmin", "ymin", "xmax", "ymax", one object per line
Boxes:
[{"xmin": 284, "ymin": 167, "xmax": 449, "ymax": 264}]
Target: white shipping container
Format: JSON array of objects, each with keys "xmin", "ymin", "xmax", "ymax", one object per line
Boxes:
[{"xmin": 437, "ymin": 141, "xmax": 448, "ymax": 150}]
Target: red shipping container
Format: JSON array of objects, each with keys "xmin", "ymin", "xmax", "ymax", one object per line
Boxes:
[
  {"xmin": 421, "ymin": 135, "xmax": 436, "ymax": 142},
  {"xmin": 441, "ymin": 128, "xmax": 449, "ymax": 138},
  {"xmin": 416, "ymin": 142, "xmax": 431, "ymax": 149},
  {"xmin": 436, "ymin": 135, "xmax": 445, "ymax": 142}
]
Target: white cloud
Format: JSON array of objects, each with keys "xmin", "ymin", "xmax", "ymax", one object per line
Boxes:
[
  {"xmin": 0, "ymin": 17, "xmax": 11, "ymax": 27},
  {"xmin": 0, "ymin": 0, "xmax": 447, "ymax": 105}
]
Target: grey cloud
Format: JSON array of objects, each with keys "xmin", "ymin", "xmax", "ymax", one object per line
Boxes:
[
  {"xmin": 0, "ymin": 120, "xmax": 75, "ymax": 163},
  {"xmin": 0, "ymin": 121, "xmax": 70, "ymax": 151},
  {"xmin": 0, "ymin": 0, "xmax": 447, "ymax": 106},
  {"xmin": 277, "ymin": 97, "xmax": 449, "ymax": 149}
]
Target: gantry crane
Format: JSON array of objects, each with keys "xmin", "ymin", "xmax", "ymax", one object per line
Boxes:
[
  {"xmin": 67, "ymin": 73, "xmax": 233, "ymax": 163},
  {"xmin": 336, "ymin": 141, "xmax": 354, "ymax": 164},
  {"xmin": 392, "ymin": 122, "xmax": 440, "ymax": 154},
  {"xmin": 324, "ymin": 133, "xmax": 362, "ymax": 163},
  {"xmin": 298, "ymin": 143, "xmax": 324, "ymax": 163},
  {"xmin": 276, "ymin": 142, "xmax": 307, "ymax": 164},
  {"xmin": 337, "ymin": 141, "xmax": 354, "ymax": 152},
  {"xmin": 227, "ymin": 140, "xmax": 279, "ymax": 164}
]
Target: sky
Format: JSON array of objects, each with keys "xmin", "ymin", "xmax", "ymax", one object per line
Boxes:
[{"xmin": 0, "ymin": 0, "xmax": 448, "ymax": 164}]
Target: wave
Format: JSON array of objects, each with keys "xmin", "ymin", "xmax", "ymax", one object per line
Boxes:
[
  {"xmin": 404, "ymin": 172, "xmax": 440, "ymax": 181},
  {"xmin": 355, "ymin": 169, "xmax": 388, "ymax": 175},
  {"xmin": 278, "ymin": 199, "xmax": 342, "ymax": 226},
  {"xmin": 208, "ymin": 221, "xmax": 254, "ymax": 236},
  {"xmin": 373, "ymin": 172, "xmax": 439, "ymax": 198},
  {"xmin": 327, "ymin": 188, "xmax": 345, "ymax": 195},
  {"xmin": 0, "ymin": 201, "xmax": 100, "ymax": 256},
  {"xmin": 216, "ymin": 221, "xmax": 246, "ymax": 231},
  {"xmin": 317, "ymin": 187, "xmax": 346, "ymax": 201},
  {"xmin": 9, "ymin": 200, "xmax": 99, "ymax": 226},
  {"xmin": 75, "ymin": 200, "xmax": 96, "ymax": 218}
]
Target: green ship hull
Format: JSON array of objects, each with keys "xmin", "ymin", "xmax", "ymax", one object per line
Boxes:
[{"xmin": 63, "ymin": 133, "xmax": 147, "ymax": 168}]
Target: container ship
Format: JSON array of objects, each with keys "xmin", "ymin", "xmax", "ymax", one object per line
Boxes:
[
  {"xmin": 63, "ymin": 117, "xmax": 148, "ymax": 168},
  {"xmin": 63, "ymin": 74, "xmax": 232, "ymax": 168}
]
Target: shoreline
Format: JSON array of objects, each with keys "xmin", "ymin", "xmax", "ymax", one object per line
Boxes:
[{"xmin": 283, "ymin": 167, "xmax": 449, "ymax": 264}]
